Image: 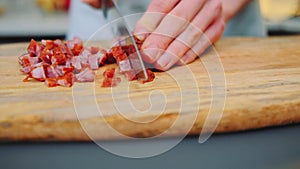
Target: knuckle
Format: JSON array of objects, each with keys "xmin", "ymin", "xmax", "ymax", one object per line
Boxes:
[
  {"xmin": 220, "ymin": 20, "xmax": 225, "ymax": 32},
  {"xmin": 171, "ymin": 9, "xmax": 190, "ymax": 20},
  {"xmin": 151, "ymin": 0, "xmax": 164, "ymax": 10},
  {"xmin": 154, "ymin": 62, "xmax": 168, "ymax": 71},
  {"xmin": 187, "ymin": 25, "xmax": 203, "ymax": 43},
  {"xmin": 152, "ymin": 0, "xmax": 173, "ymax": 12},
  {"xmin": 155, "ymin": 36, "xmax": 169, "ymax": 49},
  {"xmin": 211, "ymin": 0, "xmax": 223, "ymax": 13},
  {"xmin": 144, "ymin": 34, "xmax": 169, "ymax": 49},
  {"xmin": 170, "ymin": 41, "xmax": 187, "ymax": 56},
  {"xmin": 183, "ymin": 53, "xmax": 197, "ymax": 64}
]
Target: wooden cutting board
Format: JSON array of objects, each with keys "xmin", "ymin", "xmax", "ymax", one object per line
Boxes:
[{"xmin": 0, "ymin": 36, "xmax": 299, "ymax": 141}]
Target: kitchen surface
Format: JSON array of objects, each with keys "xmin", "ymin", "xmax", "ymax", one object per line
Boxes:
[{"xmin": 0, "ymin": 0, "xmax": 300, "ymax": 169}]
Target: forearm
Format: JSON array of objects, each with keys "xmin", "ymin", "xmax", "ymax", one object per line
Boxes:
[{"xmin": 221, "ymin": 0, "xmax": 251, "ymax": 22}]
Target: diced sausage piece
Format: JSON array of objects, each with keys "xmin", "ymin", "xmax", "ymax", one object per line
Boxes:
[
  {"xmin": 54, "ymin": 65, "xmax": 74, "ymax": 77},
  {"xmin": 28, "ymin": 56, "xmax": 40, "ymax": 65},
  {"xmin": 73, "ymin": 37, "xmax": 83, "ymax": 45},
  {"xmin": 99, "ymin": 52, "xmax": 116, "ymax": 66},
  {"xmin": 111, "ymin": 46, "xmax": 126, "ymax": 61},
  {"xmin": 57, "ymin": 72, "xmax": 74, "ymax": 87},
  {"xmin": 75, "ymin": 67, "xmax": 95, "ymax": 82},
  {"xmin": 90, "ymin": 46, "xmax": 99, "ymax": 55},
  {"xmin": 124, "ymin": 70, "xmax": 137, "ymax": 81},
  {"xmin": 63, "ymin": 66, "xmax": 75, "ymax": 75},
  {"xmin": 35, "ymin": 44, "xmax": 44, "ymax": 57},
  {"xmin": 27, "ymin": 39, "xmax": 44, "ymax": 57},
  {"xmin": 101, "ymin": 68, "xmax": 121, "ymax": 87},
  {"xmin": 51, "ymin": 54, "xmax": 67, "ymax": 65},
  {"xmin": 19, "ymin": 54, "xmax": 39, "ymax": 68},
  {"xmin": 18, "ymin": 56, "xmax": 30, "ymax": 68},
  {"xmin": 103, "ymin": 68, "xmax": 116, "ymax": 78},
  {"xmin": 30, "ymin": 66, "xmax": 46, "ymax": 82},
  {"xmin": 67, "ymin": 37, "xmax": 83, "ymax": 56},
  {"xmin": 52, "ymin": 47, "xmax": 67, "ymax": 65},
  {"xmin": 122, "ymin": 45, "xmax": 136, "ymax": 55},
  {"xmin": 101, "ymin": 77, "xmax": 121, "ymax": 87},
  {"xmin": 45, "ymin": 78, "xmax": 57, "ymax": 87},
  {"xmin": 71, "ymin": 56, "xmax": 82, "ymax": 71},
  {"xmin": 54, "ymin": 39, "xmax": 63, "ymax": 46},
  {"xmin": 105, "ymin": 52, "xmax": 116, "ymax": 64},
  {"xmin": 42, "ymin": 40, "xmax": 55, "ymax": 50},
  {"xmin": 99, "ymin": 54, "xmax": 107, "ymax": 66},
  {"xmin": 43, "ymin": 65, "xmax": 57, "ymax": 78},
  {"xmin": 39, "ymin": 49, "xmax": 52, "ymax": 65},
  {"xmin": 54, "ymin": 65, "xmax": 64, "ymax": 77},
  {"xmin": 118, "ymin": 59, "xmax": 132, "ymax": 73},
  {"xmin": 78, "ymin": 49, "xmax": 90, "ymax": 65},
  {"xmin": 72, "ymin": 44, "xmax": 84, "ymax": 56},
  {"xmin": 140, "ymin": 69, "xmax": 155, "ymax": 84},
  {"xmin": 20, "ymin": 67, "xmax": 32, "ymax": 74},
  {"xmin": 88, "ymin": 54, "xmax": 99, "ymax": 70},
  {"xmin": 27, "ymin": 39, "xmax": 37, "ymax": 56}
]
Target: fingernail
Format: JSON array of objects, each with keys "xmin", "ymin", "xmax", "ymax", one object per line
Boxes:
[
  {"xmin": 180, "ymin": 54, "xmax": 188, "ymax": 64},
  {"xmin": 134, "ymin": 27, "xmax": 150, "ymax": 41},
  {"xmin": 135, "ymin": 34, "xmax": 146, "ymax": 41},
  {"xmin": 157, "ymin": 54, "xmax": 170, "ymax": 68},
  {"xmin": 143, "ymin": 48, "xmax": 159, "ymax": 63}
]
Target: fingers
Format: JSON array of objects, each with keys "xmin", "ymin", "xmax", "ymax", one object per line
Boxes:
[
  {"xmin": 155, "ymin": 0, "xmax": 223, "ymax": 70},
  {"xmin": 134, "ymin": 0, "xmax": 180, "ymax": 40},
  {"xmin": 140, "ymin": 0, "xmax": 207, "ymax": 64},
  {"xmin": 141, "ymin": 15, "xmax": 188, "ymax": 63},
  {"xmin": 177, "ymin": 17, "xmax": 225, "ymax": 66}
]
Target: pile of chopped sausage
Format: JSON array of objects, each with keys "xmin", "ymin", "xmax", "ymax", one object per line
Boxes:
[{"xmin": 18, "ymin": 38, "xmax": 155, "ymax": 88}]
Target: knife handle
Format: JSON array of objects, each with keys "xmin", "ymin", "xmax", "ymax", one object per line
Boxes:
[{"xmin": 101, "ymin": 0, "xmax": 109, "ymax": 19}]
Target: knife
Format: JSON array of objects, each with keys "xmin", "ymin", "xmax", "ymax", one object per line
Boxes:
[
  {"xmin": 101, "ymin": 0, "xmax": 148, "ymax": 81},
  {"xmin": 101, "ymin": 0, "xmax": 109, "ymax": 19}
]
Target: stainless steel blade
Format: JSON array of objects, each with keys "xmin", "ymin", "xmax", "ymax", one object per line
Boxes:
[{"xmin": 110, "ymin": 0, "xmax": 148, "ymax": 81}]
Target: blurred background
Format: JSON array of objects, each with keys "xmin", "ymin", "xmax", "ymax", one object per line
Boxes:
[{"xmin": 0, "ymin": 0, "xmax": 299, "ymax": 44}]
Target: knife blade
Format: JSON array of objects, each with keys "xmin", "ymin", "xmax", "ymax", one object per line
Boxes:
[{"xmin": 102, "ymin": 0, "xmax": 148, "ymax": 81}]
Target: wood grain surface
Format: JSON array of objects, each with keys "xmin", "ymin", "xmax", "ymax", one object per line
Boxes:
[{"xmin": 0, "ymin": 36, "xmax": 299, "ymax": 141}]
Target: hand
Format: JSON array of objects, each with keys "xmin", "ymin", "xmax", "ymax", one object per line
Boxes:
[{"xmin": 134, "ymin": 0, "xmax": 225, "ymax": 71}]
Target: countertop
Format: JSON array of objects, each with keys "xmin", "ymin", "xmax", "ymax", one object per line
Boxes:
[{"xmin": 1, "ymin": 124, "xmax": 300, "ymax": 169}]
